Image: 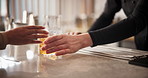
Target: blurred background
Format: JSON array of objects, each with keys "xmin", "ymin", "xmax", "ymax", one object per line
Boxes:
[{"xmin": 0, "ymin": 0, "xmax": 135, "ymax": 49}]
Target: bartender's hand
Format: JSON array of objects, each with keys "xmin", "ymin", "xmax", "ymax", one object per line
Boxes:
[
  {"xmin": 41, "ymin": 33, "xmax": 93, "ymax": 56},
  {"xmin": 4, "ymin": 26, "xmax": 48, "ymax": 45}
]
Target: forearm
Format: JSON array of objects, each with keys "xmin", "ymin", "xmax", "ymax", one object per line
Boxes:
[
  {"xmin": 88, "ymin": 13, "xmax": 115, "ymax": 31},
  {"xmin": 88, "ymin": 0, "xmax": 148, "ymax": 47},
  {"xmin": 88, "ymin": 0, "xmax": 121, "ymax": 32},
  {"xmin": 89, "ymin": 15, "xmax": 146, "ymax": 47},
  {"xmin": 0, "ymin": 32, "xmax": 8, "ymax": 50}
]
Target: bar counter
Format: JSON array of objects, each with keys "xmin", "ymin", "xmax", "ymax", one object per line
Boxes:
[{"xmin": 0, "ymin": 45, "xmax": 148, "ymax": 78}]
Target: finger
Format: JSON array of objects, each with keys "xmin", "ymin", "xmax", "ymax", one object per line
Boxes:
[
  {"xmin": 27, "ymin": 34, "xmax": 48, "ymax": 39},
  {"xmin": 44, "ymin": 35, "xmax": 63, "ymax": 44},
  {"xmin": 74, "ymin": 32, "xmax": 82, "ymax": 35},
  {"xmin": 72, "ymin": 32, "xmax": 75, "ymax": 35},
  {"xmin": 29, "ymin": 40, "xmax": 42, "ymax": 44},
  {"xmin": 27, "ymin": 29, "xmax": 48, "ymax": 35},
  {"xmin": 66, "ymin": 32, "xmax": 70, "ymax": 35},
  {"xmin": 69, "ymin": 32, "xmax": 74, "ymax": 35},
  {"xmin": 69, "ymin": 32, "xmax": 72, "ymax": 35},
  {"xmin": 46, "ymin": 44, "xmax": 68, "ymax": 54},
  {"xmin": 77, "ymin": 32, "xmax": 82, "ymax": 34},
  {"xmin": 25, "ymin": 26, "xmax": 45, "ymax": 29},
  {"xmin": 74, "ymin": 32, "xmax": 78, "ymax": 35},
  {"xmin": 42, "ymin": 39, "xmax": 65, "ymax": 50},
  {"xmin": 55, "ymin": 49, "xmax": 70, "ymax": 56}
]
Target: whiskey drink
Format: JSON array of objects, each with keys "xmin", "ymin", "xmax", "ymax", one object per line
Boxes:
[{"xmin": 39, "ymin": 38, "xmax": 47, "ymax": 54}]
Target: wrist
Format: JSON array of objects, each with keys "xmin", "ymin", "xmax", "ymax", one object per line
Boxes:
[
  {"xmin": 3, "ymin": 32, "xmax": 9, "ymax": 45},
  {"xmin": 78, "ymin": 33, "xmax": 93, "ymax": 48},
  {"xmin": 0, "ymin": 32, "xmax": 8, "ymax": 49}
]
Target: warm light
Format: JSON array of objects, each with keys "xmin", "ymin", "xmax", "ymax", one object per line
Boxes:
[
  {"xmin": 28, "ymin": 14, "xmax": 35, "ymax": 25},
  {"xmin": 0, "ymin": 57, "xmax": 21, "ymax": 69},
  {"xmin": 22, "ymin": 10, "xmax": 27, "ymax": 23},
  {"xmin": 26, "ymin": 50, "xmax": 34, "ymax": 60},
  {"xmin": 43, "ymin": 53, "xmax": 62, "ymax": 60},
  {"xmin": 1, "ymin": 0, "xmax": 7, "ymax": 16}
]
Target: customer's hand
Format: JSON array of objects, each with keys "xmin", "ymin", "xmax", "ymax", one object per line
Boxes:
[
  {"xmin": 41, "ymin": 33, "xmax": 93, "ymax": 56},
  {"xmin": 4, "ymin": 26, "xmax": 48, "ymax": 45}
]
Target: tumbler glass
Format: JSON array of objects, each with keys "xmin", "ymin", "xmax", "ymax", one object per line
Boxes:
[{"xmin": 39, "ymin": 15, "xmax": 62, "ymax": 60}]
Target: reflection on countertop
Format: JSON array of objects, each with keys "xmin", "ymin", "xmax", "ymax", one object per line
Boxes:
[{"xmin": 0, "ymin": 45, "xmax": 148, "ymax": 78}]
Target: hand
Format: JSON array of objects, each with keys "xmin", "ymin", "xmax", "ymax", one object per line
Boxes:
[
  {"xmin": 41, "ymin": 33, "xmax": 93, "ymax": 56},
  {"xmin": 4, "ymin": 26, "xmax": 48, "ymax": 45}
]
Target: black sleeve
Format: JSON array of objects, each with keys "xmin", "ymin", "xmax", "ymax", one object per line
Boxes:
[
  {"xmin": 88, "ymin": 0, "xmax": 121, "ymax": 31},
  {"xmin": 89, "ymin": 0, "xmax": 148, "ymax": 47}
]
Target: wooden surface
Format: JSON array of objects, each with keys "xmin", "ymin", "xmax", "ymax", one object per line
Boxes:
[{"xmin": 0, "ymin": 45, "xmax": 148, "ymax": 78}]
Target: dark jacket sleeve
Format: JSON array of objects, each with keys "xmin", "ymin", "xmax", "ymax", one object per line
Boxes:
[
  {"xmin": 89, "ymin": 0, "xmax": 148, "ymax": 47},
  {"xmin": 0, "ymin": 32, "xmax": 8, "ymax": 50},
  {"xmin": 88, "ymin": 0, "xmax": 121, "ymax": 31}
]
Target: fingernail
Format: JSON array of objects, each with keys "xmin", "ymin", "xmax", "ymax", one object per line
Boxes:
[
  {"xmin": 41, "ymin": 47, "xmax": 45, "ymax": 50},
  {"xmin": 40, "ymin": 27, "xmax": 45, "ymax": 29},
  {"xmin": 41, "ymin": 26, "xmax": 45, "ymax": 28},
  {"xmin": 43, "ymin": 41, "xmax": 48, "ymax": 44},
  {"xmin": 45, "ymin": 31, "xmax": 49, "ymax": 33}
]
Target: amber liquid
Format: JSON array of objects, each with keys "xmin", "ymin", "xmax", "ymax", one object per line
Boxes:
[
  {"xmin": 39, "ymin": 38, "xmax": 58, "ymax": 60},
  {"xmin": 39, "ymin": 38, "xmax": 47, "ymax": 54}
]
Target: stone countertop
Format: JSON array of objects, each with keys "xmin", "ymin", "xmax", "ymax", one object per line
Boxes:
[{"xmin": 0, "ymin": 45, "xmax": 148, "ymax": 78}]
